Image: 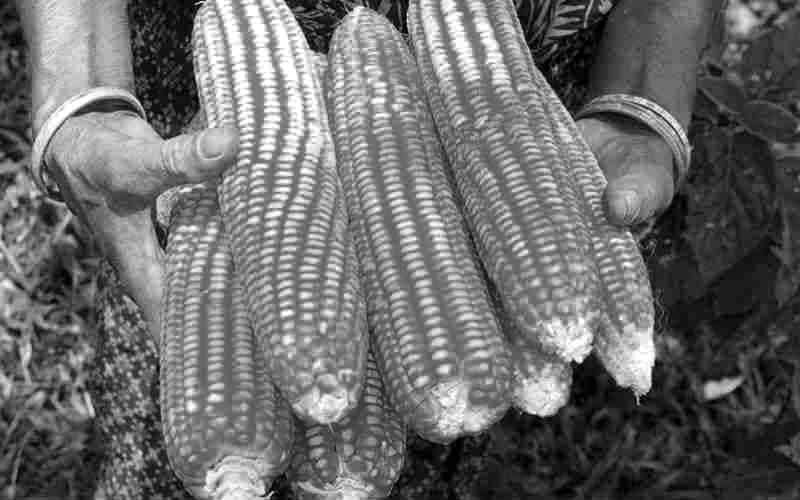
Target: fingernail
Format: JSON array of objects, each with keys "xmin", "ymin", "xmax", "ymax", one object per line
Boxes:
[
  {"xmin": 198, "ymin": 128, "xmax": 228, "ymax": 160},
  {"xmin": 615, "ymin": 190, "xmax": 640, "ymax": 224}
]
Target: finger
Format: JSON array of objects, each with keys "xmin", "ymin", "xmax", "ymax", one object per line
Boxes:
[
  {"xmin": 46, "ymin": 116, "xmax": 237, "ymax": 206},
  {"xmin": 604, "ymin": 166, "xmax": 674, "ymax": 226},
  {"xmin": 134, "ymin": 125, "xmax": 239, "ymax": 197}
]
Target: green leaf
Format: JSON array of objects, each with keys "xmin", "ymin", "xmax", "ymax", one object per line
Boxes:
[
  {"xmin": 777, "ymin": 65, "xmax": 800, "ymax": 95},
  {"xmin": 740, "ymin": 100, "xmax": 800, "ymax": 144},
  {"xmin": 772, "ymin": 293, "xmax": 800, "ymax": 362},
  {"xmin": 739, "ymin": 30, "xmax": 776, "ymax": 82},
  {"xmin": 738, "ymin": 17, "xmax": 800, "ymax": 90},
  {"xmin": 728, "ymin": 413, "xmax": 800, "ymax": 470},
  {"xmin": 720, "ymin": 461, "xmax": 800, "ymax": 499},
  {"xmin": 711, "ymin": 241, "xmax": 779, "ymax": 316},
  {"xmin": 794, "ymin": 367, "xmax": 800, "ymax": 424},
  {"xmin": 775, "ymin": 432, "xmax": 800, "ymax": 468},
  {"xmin": 773, "ymin": 155, "xmax": 800, "ymax": 306},
  {"xmin": 692, "ymin": 91, "xmax": 722, "ymax": 124},
  {"xmin": 775, "ymin": 264, "xmax": 800, "ymax": 308},
  {"xmin": 774, "ymin": 155, "xmax": 800, "ymax": 209},
  {"xmin": 684, "ymin": 129, "xmax": 776, "ymax": 284},
  {"xmin": 769, "ymin": 17, "xmax": 800, "ymax": 81},
  {"xmin": 698, "ymin": 76, "xmax": 748, "ymax": 115}
]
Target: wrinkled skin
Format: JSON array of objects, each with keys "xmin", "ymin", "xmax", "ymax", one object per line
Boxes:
[
  {"xmin": 578, "ymin": 115, "xmax": 675, "ymax": 226},
  {"xmin": 45, "ymin": 110, "xmax": 239, "ymax": 342}
]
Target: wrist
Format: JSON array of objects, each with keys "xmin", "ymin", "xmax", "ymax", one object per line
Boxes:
[
  {"xmin": 31, "ymin": 78, "xmax": 90, "ymax": 135},
  {"xmin": 23, "ymin": 0, "xmax": 134, "ymax": 134},
  {"xmin": 587, "ymin": 0, "xmax": 718, "ymax": 130},
  {"xmin": 586, "ymin": 76, "xmax": 695, "ymax": 132},
  {"xmin": 576, "ymin": 94, "xmax": 692, "ymax": 190},
  {"xmin": 31, "ymin": 87, "xmax": 146, "ymax": 201},
  {"xmin": 31, "ymin": 76, "xmax": 135, "ymax": 135}
]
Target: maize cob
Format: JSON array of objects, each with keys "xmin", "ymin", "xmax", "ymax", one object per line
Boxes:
[
  {"xmin": 406, "ymin": 1, "xmax": 574, "ymax": 417},
  {"xmin": 160, "ymin": 184, "xmax": 294, "ymax": 500},
  {"xmin": 192, "ymin": 0, "xmax": 368, "ymax": 424},
  {"xmin": 326, "ymin": 6, "xmax": 512, "ymax": 443},
  {"xmin": 460, "ymin": 209, "xmax": 572, "ymax": 417},
  {"xmin": 289, "ymin": 349, "xmax": 406, "ymax": 500},
  {"xmin": 183, "ymin": 47, "xmax": 326, "ymax": 138},
  {"xmin": 481, "ymin": 266, "xmax": 572, "ymax": 415},
  {"xmin": 536, "ymin": 79, "xmax": 655, "ymax": 396},
  {"xmin": 417, "ymin": 0, "xmax": 654, "ymax": 394},
  {"xmin": 469, "ymin": 0, "xmax": 654, "ymax": 393},
  {"xmin": 159, "ymin": 44, "xmax": 319, "ymax": 231},
  {"xmin": 312, "ymin": 50, "xmax": 328, "ymax": 80},
  {"xmin": 509, "ymin": 338, "xmax": 572, "ymax": 415},
  {"xmin": 406, "ymin": 1, "xmax": 579, "ymax": 413},
  {"xmin": 441, "ymin": 170, "xmax": 573, "ymax": 417},
  {"xmin": 452, "ymin": 194, "xmax": 573, "ymax": 417},
  {"xmin": 407, "ymin": 0, "xmax": 599, "ymax": 363}
]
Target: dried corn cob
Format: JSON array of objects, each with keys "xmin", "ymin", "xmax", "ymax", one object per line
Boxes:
[
  {"xmin": 326, "ymin": 6, "xmax": 512, "ymax": 443},
  {"xmin": 192, "ymin": 0, "xmax": 368, "ymax": 424},
  {"xmin": 509, "ymin": 339, "xmax": 572, "ymax": 415},
  {"xmin": 482, "ymin": 269, "xmax": 572, "ymax": 415},
  {"xmin": 160, "ymin": 184, "xmax": 294, "ymax": 500},
  {"xmin": 413, "ymin": 0, "xmax": 654, "ymax": 394},
  {"xmin": 406, "ymin": 1, "xmax": 574, "ymax": 417},
  {"xmin": 538, "ymin": 83, "xmax": 655, "ymax": 396},
  {"xmin": 490, "ymin": 0, "xmax": 653, "ymax": 394},
  {"xmin": 407, "ymin": 0, "xmax": 598, "ymax": 364},
  {"xmin": 470, "ymin": 0, "xmax": 654, "ymax": 394},
  {"xmin": 289, "ymin": 349, "xmax": 406, "ymax": 500},
  {"xmin": 183, "ymin": 47, "xmax": 327, "ymax": 138},
  {"xmin": 312, "ymin": 50, "xmax": 328, "ymax": 80}
]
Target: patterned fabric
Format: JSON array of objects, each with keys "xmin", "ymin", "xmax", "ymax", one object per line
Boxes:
[
  {"xmin": 127, "ymin": 0, "xmax": 615, "ymax": 140},
  {"xmin": 90, "ymin": 261, "xmax": 193, "ymax": 500},
  {"xmin": 516, "ymin": 0, "xmax": 616, "ymax": 60},
  {"xmin": 91, "ymin": 0, "xmax": 615, "ymax": 498}
]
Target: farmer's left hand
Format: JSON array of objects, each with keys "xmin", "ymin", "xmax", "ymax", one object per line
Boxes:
[{"xmin": 577, "ymin": 115, "xmax": 676, "ymax": 227}]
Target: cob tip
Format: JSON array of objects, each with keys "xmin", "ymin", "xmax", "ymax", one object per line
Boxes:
[
  {"xmin": 514, "ymin": 294, "xmax": 596, "ymax": 363},
  {"xmin": 203, "ymin": 457, "xmax": 273, "ymax": 500},
  {"xmin": 294, "ymin": 475, "xmax": 373, "ymax": 500},
  {"xmin": 511, "ymin": 363, "xmax": 572, "ymax": 417},
  {"xmin": 594, "ymin": 324, "xmax": 655, "ymax": 398},
  {"xmin": 292, "ymin": 372, "xmax": 360, "ymax": 425},
  {"xmin": 411, "ymin": 378, "xmax": 509, "ymax": 444},
  {"xmin": 535, "ymin": 316, "xmax": 594, "ymax": 363}
]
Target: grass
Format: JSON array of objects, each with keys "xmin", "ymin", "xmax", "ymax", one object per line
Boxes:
[
  {"xmin": 1, "ymin": 1, "xmax": 799, "ymax": 499},
  {"xmin": 0, "ymin": 4, "xmax": 102, "ymax": 498}
]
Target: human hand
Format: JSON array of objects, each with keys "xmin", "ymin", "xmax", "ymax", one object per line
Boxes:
[
  {"xmin": 577, "ymin": 115, "xmax": 677, "ymax": 227},
  {"xmin": 44, "ymin": 108, "xmax": 238, "ymax": 342}
]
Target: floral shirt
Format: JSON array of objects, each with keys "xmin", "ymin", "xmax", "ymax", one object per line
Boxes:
[
  {"xmin": 518, "ymin": 0, "xmax": 616, "ymax": 60},
  {"xmin": 127, "ymin": 0, "xmax": 618, "ymax": 136}
]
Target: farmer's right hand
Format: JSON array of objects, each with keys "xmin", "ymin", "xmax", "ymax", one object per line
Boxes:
[{"xmin": 44, "ymin": 108, "xmax": 238, "ymax": 342}]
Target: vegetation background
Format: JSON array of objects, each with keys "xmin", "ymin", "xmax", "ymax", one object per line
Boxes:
[{"xmin": 1, "ymin": 0, "xmax": 800, "ymax": 499}]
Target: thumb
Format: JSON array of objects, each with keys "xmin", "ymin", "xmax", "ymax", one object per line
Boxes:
[
  {"xmin": 604, "ymin": 169, "xmax": 673, "ymax": 227},
  {"xmin": 138, "ymin": 125, "xmax": 238, "ymax": 195}
]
